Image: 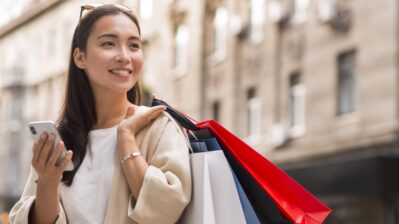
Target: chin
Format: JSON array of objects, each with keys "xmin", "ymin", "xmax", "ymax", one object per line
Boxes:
[
  {"xmin": 115, "ymin": 85, "xmax": 135, "ymax": 93},
  {"xmin": 110, "ymin": 80, "xmax": 138, "ymax": 93},
  {"xmin": 114, "ymin": 88, "xmax": 132, "ymax": 93}
]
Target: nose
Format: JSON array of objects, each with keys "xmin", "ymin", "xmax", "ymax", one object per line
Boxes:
[{"xmin": 114, "ymin": 47, "xmax": 130, "ymax": 64}]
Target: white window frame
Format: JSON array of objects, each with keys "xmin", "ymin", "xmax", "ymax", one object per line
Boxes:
[
  {"xmin": 209, "ymin": 7, "xmax": 228, "ymax": 62},
  {"xmin": 291, "ymin": 0, "xmax": 310, "ymax": 23},
  {"xmin": 247, "ymin": 97, "xmax": 262, "ymax": 144},
  {"xmin": 289, "ymin": 83, "xmax": 306, "ymax": 137},
  {"xmin": 172, "ymin": 24, "xmax": 189, "ymax": 77},
  {"xmin": 48, "ymin": 28, "xmax": 56, "ymax": 58},
  {"xmin": 338, "ymin": 52, "xmax": 356, "ymax": 115},
  {"xmin": 139, "ymin": 0, "xmax": 153, "ymax": 20},
  {"xmin": 0, "ymin": 92, "xmax": 11, "ymax": 133},
  {"xmin": 250, "ymin": 0, "xmax": 266, "ymax": 43}
]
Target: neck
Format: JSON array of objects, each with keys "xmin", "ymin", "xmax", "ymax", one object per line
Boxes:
[{"xmin": 92, "ymin": 90, "xmax": 132, "ymax": 130}]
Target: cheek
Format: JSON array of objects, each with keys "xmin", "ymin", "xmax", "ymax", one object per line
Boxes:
[
  {"xmin": 84, "ymin": 52, "xmax": 111, "ymax": 81},
  {"xmin": 133, "ymin": 53, "xmax": 144, "ymax": 73},
  {"xmin": 88, "ymin": 50, "xmax": 112, "ymax": 65}
]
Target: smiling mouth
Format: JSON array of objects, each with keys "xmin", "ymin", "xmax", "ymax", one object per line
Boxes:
[{"xmin": 109, "ymin": 69, "xmax": 132, "ymax": 76}]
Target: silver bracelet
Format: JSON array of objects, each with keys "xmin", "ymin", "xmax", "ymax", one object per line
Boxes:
[{"xmin": 121, "ymin": 151, "xmax": 142, "ymax": 164}]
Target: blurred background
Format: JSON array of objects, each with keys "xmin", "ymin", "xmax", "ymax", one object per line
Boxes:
[{"xmin": 1, "ymin": 0, "xmax": 399, "ymax": 223}]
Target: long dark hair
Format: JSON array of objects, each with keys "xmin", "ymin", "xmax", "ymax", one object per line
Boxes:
[{"xmin": 57, "ymin": 5, "xmax": 142, "ymax": 186}]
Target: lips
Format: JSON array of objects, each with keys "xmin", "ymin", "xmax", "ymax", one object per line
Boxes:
[
  {"xmin": 108, "ymin": 69, "xmax": 133, "ymax": 79},
  {"xmin": 109, "ymin": 69, "xmax": 132, "ymax": 75}
]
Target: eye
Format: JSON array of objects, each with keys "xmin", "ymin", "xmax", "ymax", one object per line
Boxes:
[
  {"xmin": 129, "ymin": 43, "xmax": 140, "ymax": 49},
  {"xmin": 101, "ymin": 41, "xmax": 115, "ymax": 47}
]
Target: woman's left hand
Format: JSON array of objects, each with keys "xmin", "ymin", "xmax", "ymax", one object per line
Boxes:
[{"xmin": 118, "ymin": 104, "xmax": 166, "ymax": 139}]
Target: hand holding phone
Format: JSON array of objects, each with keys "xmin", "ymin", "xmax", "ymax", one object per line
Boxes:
[{"xmin": 28, "ymin": 121, "xmax": 74, "ymax": 171}]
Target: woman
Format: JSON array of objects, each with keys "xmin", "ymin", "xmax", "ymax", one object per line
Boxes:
[{"xmin": 10, "ymin": 4, "xmax": 191, "ymax": 224}]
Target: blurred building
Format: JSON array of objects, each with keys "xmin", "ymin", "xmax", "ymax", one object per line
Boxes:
[
  {"xmin": 210, "ymin": 0, "xmax": 399, "ymax": 223},
  {"xmin": 0, "ymin": 0, "xmax": 399, "ymax": 223},
  {"xmin": 0, "ymin": 0, "xmax": 76, "ymax": 213}
]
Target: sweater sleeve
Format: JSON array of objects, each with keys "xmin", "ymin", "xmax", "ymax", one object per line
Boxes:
[
  {"xmin": 9, "ymin": 167, "xmax": 68, "ymax": 224},
  {"xmin": 128, "ymin": 118, "xmax": 192, "ymax": 224}
]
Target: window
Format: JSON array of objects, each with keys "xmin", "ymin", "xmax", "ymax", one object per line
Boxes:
[
  {"xmin": 212, "ymin": 101, "xmax": 220, "ymax": 123},
  {"xmin": 292, "ymin": 0, "xmax": 310, "ymax": 23},
  {"xmin": 10, "ymin": 91, "xmax": 22, "ymax": 121},
  {"xmin": 213, "ymin": 7, "xmax": 228, "ymax": 55},
  {"xmin": 289, "ymin": 73, "xmax": 306, "ymax": 136},
  {"xmin": 3, "ymin": 1, "xmax": 23, "ymax": 25},
  {"xmin": 174, "ymin": 24, "xmax": 189, "ymax": 75},
  {"xmin": 28, "ymin": 84, "xmax": 40, "ymax": 119},
  {"xmin": 139, "ymin": 0, "xmax": 153, "ymax": 20},
  {"xmin": 0, "ymin": 91, "xmax": 3, "ymax": 126},
  {"xmin": 247, "ymin": 88, "xmax": 261, "ymax": 141},
  {"xmin": 1, "ymin": 93, "xmax": 11, "ymax": 130},
  {"xmin": 0, "ymin": 47, "xmax": 3, "ymax": 84},
  {"xmin": 48, "ymin": 28, "xmax": 56, "ymax": 58},
  {"xmin": 337, "ymin": 51, "xmax": 356, "ymax": 115},
  {"xmin": 250, "ymin": 0, "xmax": 266, "ymax": 43}
]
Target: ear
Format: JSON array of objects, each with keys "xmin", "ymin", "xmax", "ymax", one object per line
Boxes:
[{"xmin": 73, "ymin": 48, "xmax": 86, "ymax": 69}]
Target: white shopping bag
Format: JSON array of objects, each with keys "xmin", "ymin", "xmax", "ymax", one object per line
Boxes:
[{"xmin": 180, "ymin": 150, "xmax": 246, "ymax": 224}]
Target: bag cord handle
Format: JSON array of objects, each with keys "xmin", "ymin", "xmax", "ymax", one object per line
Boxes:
[{"xmin": 151, "ymin": 99, "xmax": 199, "ymax": 131}]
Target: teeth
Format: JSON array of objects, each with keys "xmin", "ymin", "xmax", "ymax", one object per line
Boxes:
[{"xmin": 110, "ymin": 69, "xmax": 131, "ymax": 75}]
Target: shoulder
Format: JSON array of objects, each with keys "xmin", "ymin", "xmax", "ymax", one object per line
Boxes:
[
  {"xmin": 136, "ymin": 106, "xmax": 187, "ymax": 156},
  {"xmin": 138, "ymin": 105, "xmax": 184, "ymax": 137}
]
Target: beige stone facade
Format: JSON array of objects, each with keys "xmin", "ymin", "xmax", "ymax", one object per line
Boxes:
[{"xmin": 0, "ymin": 0, "xmax": 398, "ymax": 223}]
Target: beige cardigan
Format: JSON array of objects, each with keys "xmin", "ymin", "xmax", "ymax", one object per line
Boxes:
[{"xmin": 9, "ymin": 110, "xmax": 192, "ymax": 224}]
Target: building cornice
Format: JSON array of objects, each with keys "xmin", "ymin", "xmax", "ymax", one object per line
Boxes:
[{"xmin": 0, "ymin": 0, "xmax": 66, "ymax": 39}]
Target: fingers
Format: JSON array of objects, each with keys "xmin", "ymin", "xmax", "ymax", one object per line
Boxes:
[
  {"xmin": 151, "ymin": 93, "xmax": 158, "ymax": 100},
  {"xmin": 32, "ymin": 142, "xmax": 40, "ymax": 165},
  {"xmin": 152, "ymin": 105, "xmax": 166, "ymax": 111},
  {"xmin": 148, "ymin": 105, "xmax": 166, "ymax": 120},
  {"xmin": 31, "ymin": 134, "xmax": 72, "ymax": 185},
  {"xmin": 125, "ymin": 105, "xmax": 135, "ymax": 119},
  {"xmin": 38, "ymin": 134, "xmax": 55, "ymax": 167},
  {"xmin": 119, "ymin": 105, "xmax": 166, "ymax": 136},
  {"xmin": 47, "ymin": 141, "xmax": 64, "ymax": 167},
  {"xmin": 32, "ymin": 133, "xmax": 48, "ymax": 165},
  {"xmin": 58, "ymin": 150, "xmax": 73, "ymax": 173}
]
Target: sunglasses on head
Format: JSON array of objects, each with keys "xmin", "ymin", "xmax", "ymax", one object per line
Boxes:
[{"xmin": 79, "ymin": 3, "xmax": 133, "ymax": 20}]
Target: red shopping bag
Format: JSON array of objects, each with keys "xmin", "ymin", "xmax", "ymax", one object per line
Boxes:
[{"xmin": 196, "ymin": 120, "xmax": 332, "ymax": 224}]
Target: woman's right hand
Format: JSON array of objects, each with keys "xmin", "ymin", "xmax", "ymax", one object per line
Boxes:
[{"xmin": 31, "ymin": 133, "xmax": 73, "ymax": 187}]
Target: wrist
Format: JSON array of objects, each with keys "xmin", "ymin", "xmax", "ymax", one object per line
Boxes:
[
  {"xmin": 117, "ymin": 133, "xmax": 137, "ymax": 148},
  {"xmin": 117, "ymin": 137, "xmax": 139, "ymax": 158},
  {"xmin": 117, "ymin": 128, "xmax": 136, "ymax": 142},
  {"xmin": 36, "ymin": 178, "xmax": 60, "ymax": 189},
  {"xmin": 36, "ymin": 180, "xmax": 60, "ymax": 200},
  {"xmin": 121, "ymin": 151, "xmax": 142, "ymax": 164},
  {"xmin": 117, "ymin": 125, "xmax": 135, "ymax": 137}
]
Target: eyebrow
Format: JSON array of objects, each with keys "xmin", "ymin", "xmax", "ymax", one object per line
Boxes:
[{"xmin": 97, "ymin": 33, "xmax": 140, "ymax": 41}]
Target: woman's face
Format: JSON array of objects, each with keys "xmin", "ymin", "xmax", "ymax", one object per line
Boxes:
[{"xmin": 76, "ymin": 13, "xmax": 143, "ymax": 95}]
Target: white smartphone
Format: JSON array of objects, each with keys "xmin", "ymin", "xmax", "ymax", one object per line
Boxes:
[{"xmin": 27, "ymin": 121, "xmax": 74, "ymax": 171}]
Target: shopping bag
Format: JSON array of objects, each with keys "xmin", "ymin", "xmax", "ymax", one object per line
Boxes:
[
  {"xmin": 189, "ymin": 134, "xmax": 261, "ymax": 224},
  {"xmin": 197, "ymin": 120, "xmax": 332, "ymax": 224},
  {"xmin": 231, "ymin": 167, "xmax": 261, "ymax": 224},
  {"xmin": 179, "ymin": 151, "xmax": 215, "ymax": 224},
  {"xmin": 152, "ymin": 99, "xmax": 332, "ymax": 224},
  {"xmin": 179, "ymin": 150, "xmax": 246, "ymax": 224},
  {"xmin": 189, "ymin": 128, "xmax": 291, "ymax": 223}
]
